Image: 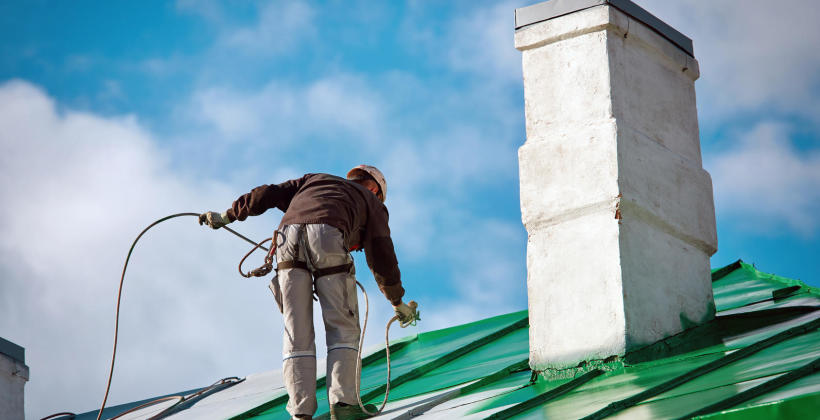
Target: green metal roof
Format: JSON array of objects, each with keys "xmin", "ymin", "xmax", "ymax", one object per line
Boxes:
[{"xmin": 75, "ymin": 260, "xmax": 820, "ymax": 419}]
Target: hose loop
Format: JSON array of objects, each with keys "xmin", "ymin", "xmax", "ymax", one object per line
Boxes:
[
  {"xmin": 238, "ymin": 236, "xmax": 273, "ymax": 278},
  {"xmin": 354, "ymin": 281, "xmax": 399, "ymax": 416}
]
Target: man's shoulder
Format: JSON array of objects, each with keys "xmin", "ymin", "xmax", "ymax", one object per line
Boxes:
[
  {"xmin": 303, "ymin": 173, "xmax": 345, "ymax": 182},
  {"xmin": 298, "ymin": 173, "xmax": 358, "ymax": 190}
]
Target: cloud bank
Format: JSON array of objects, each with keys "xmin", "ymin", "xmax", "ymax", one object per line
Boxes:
[
  {"xmin": 0, "ymin": 80, "xmax": 286, "ymax": 417},
  {"xmin": 708, "ymin": 122, "xmax": 820, "ymax": 235}
]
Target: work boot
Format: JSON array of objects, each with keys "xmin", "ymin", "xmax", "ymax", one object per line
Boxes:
[{"xmin": 329, "ymin": 402, "xmax": 377, "ymax": 420}]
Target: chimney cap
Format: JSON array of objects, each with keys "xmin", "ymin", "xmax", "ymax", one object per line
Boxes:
[
  {"xmin": 0, "ymin": 336, "xmax": 25, "ymax": 364},
  {"xmin": 515, "ymin": 0, "xmax": 694, "ymax": 57}
]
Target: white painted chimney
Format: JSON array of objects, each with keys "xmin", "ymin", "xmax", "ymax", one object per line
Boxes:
[
  {"xmin": 514, "ymin": 0, "xmax": 718, "ymax": 370},
  {"xmin": 1, "ymin": 337, "xmax": 28, "ymax": 420}
]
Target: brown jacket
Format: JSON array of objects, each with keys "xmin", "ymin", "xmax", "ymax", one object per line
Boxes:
[{"xmin": 225, "ymin": 173, "xmax": 404, "ymax": 305}]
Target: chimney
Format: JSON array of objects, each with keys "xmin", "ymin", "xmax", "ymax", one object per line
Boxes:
[
  {"xmin": 0, "ymin": 337, "xmax": 29, "ymax": 420},
  {"xmin": 514, "ymin": 0, "xmax": 718, "ymax": 369}
]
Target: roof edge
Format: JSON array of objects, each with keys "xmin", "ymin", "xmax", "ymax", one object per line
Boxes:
[
  {"xmin": 711, "ymin": 259, "xmax": 743, "ymax": 282},
  {"xmin": 715, "ymin": 260, "xmax": 820, "ymax": 299}
]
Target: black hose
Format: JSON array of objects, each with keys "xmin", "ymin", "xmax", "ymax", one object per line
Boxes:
[
  {"xmin": 94, "ymin": 213, "xmax": 263, "ymax": 420},
  {"xmin": 40, "ymin": 413, "xmax": 76, "ymax": 420}
]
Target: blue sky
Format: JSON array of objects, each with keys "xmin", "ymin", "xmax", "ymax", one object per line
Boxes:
[{"xmin": 1, "ymin": 0, "xmax": 818, "ymax": 417}]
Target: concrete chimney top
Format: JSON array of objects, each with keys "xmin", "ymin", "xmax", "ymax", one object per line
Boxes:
[
  {"xmin": 515, "ymin": 0, "xmax": 693, "ymax": 56},
  {"xmin": 1, "ymin": 337, "xmax": 28, "ymax": 420},
  {"xmin": 514, "ymin": 0, "xmax": 717, "ymax": 370}
]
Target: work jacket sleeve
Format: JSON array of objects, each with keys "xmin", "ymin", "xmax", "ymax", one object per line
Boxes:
[
  {"xmin": 225, "ymin": 175, "xmax": 306, "ymax": 222},
  {"xmin": 364, "ymin": 205, "xmax": 404, "ymax": 306}
]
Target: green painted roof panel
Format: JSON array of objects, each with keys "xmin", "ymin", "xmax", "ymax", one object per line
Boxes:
[
  {"xmin": 695, "ymin": 389, "xmax": 820, "ymax": 420},
  {"xmin": 237, "ymin": 261, "xmax": 820, "ymax": 419},
  {"xmin": 71, "ymin": 261, "xmax": 820, "ymax": 419},
  {"xmin": 242, "ymin": 311, "xmax": 529, "ymax": 419},
  {"xmin": 712, "ymin": 262, "xmax": 814, "ymax": 311}
]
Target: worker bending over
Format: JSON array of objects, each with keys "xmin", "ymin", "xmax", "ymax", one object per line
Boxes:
[{"xmin": 199, "ymin": 165, "xmax": 414, "ymax": 420}]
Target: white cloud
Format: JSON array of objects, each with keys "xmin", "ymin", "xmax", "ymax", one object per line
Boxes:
[
  {"xmin": 2, "ymin": 4, "xmax": 539, "ymax": 415},
  {"xmin": 420, "ymin": 220, "xmax": 526, "ymax": 331},
  {"xmin": 191, "ymin": 85, "xmax": 269, "ymax": 140},
  {"xmin": 219, "ymin": 1, "xmax": 316, "ymax": 55},
  {"xmin": 175, "ymin": 0, "xmax": 227, "ymax": 23},
  {"xmin": 0, "ymin": 78, "xmax": 527, "ymax": 418},
  {"xmin": 399, "ymin": 0, "xmax": 527, "ymax": 84},
  {"xmin": 707, "ymin": 121, "xmax": 820, "ymax": 236},
  {"xmin": 305, "ymin": 78, "xmax": 384, "ymax": 140},
  {"xmin": 446, "ymin": 0, "xmax": 524, "ymax": 82},
  {"xmin": 176, "ymin": 0, "xmax": 315, "ymax": 54},
  {"xmin": 638, "ymin": 0, "xmax": 820, "ymax": 121},
  {"xmin": 186, "ymin": 74, "xmax": 384, "ymax": 144},
  {"xmin": 0, "ymin": 80, "xmax": 285, "ymax": 418}
]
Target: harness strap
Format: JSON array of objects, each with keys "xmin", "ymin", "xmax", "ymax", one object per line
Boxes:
[
  {"xmin": 276, "ymin": 260, "xmax": 309, "ymax": 271},
  {"xmin": 275, "ymin": 226, "xmax": 352, "ymax": 302},
  {"xmin": 312, "ymin": 262, "xmax": 353, "ymax": 279},
  {"xmin": 276, "ymin": 260, "xmax": 352, "ymax": 279}
]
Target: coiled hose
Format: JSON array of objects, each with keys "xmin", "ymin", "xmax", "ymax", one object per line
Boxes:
[{"xmin": 354, "ymin": 286, "xmax": 417, "ymax": 416}]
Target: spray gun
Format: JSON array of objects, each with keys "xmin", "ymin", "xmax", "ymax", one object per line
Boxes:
[{"xmin": 399, "ymin": 300, "xmax": 421, "ymax": 328}]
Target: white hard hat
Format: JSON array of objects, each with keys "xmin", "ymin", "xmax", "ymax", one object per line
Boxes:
[{"xmin": 347, "ymin": 164, "xmax": 387, "ymax": 202}]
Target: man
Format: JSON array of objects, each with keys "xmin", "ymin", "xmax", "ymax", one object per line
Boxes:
[{"xmin": 199, "ymin": 165, "xmax": 414, "ymax": 420}]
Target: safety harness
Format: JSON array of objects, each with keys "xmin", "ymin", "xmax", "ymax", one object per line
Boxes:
[
  {"xmin": 277, "ymin": 260, "xmax": 354, "ymax": 279},
  {"xmin": 241, "ymin": 228, "xmax": 354, "ymax": 281}
]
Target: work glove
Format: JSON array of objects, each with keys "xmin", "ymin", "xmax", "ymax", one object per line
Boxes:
[
  {"xmin": 198, "ymin": 211, "xmax": 232, "ymax": 229},
  {"xmin": 393, "ymin": 301, "xmax": 418, "ymax": 328}
]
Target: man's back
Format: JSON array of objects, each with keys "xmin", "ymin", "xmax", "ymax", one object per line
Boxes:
[{"xmin": 280, "ymin": 173, "xmax": 378, "ymax": 243}]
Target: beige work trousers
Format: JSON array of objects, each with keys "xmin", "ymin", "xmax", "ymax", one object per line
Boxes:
[{"xmin": 273, "ymin": 224, "xmax": 361, "ymax": 418}]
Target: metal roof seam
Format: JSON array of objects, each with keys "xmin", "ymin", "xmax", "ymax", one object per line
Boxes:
[
  {"xmin": 461, "ymin": 359, "xmax": 532, "ymax": 395},
  {"xmin": 772, "ymin": 286, "xmax": 804, "ymax": 301},
  {"xmin": 580, "ymin": 317, "xmax": 820, "ymax": 420},
  {"xmin": 392, "ymin": 359, "xmax": 532, "ymax": 418},
  {"xmin": 304, "ymin": 317, "xmax": 530, "ymax": 419},
  {"xmin": 690, "ymin": 390, "xmax": 820, "ymax": 419},
  {"xmin": 711, "ymin": 260, "xmax": 743, "ymax": 282},
  {"xmin": 484, "ymin": 369, "xmax": 606, "ymax": 420},
  {"xmin": 150, "ymin": 378, "xmax": 244, "ymax": 419},
  {"xmin": 390, "ymin": 387, "xmax": 464, "ymax": 420},
  {"xmin": 227, "ymin": 338, "xmax": 418, "ymax": 419},
  {"xmin": 634, "ymin": 367, "xmax": 811, "ymax": 406},
  {"xmin": 360, "ymin": 337, "xmax": 417, "ymax": 367},
  {"xmin": 357, "ymin": 318, "xmax": 529, "ymax": 404},
  {"xmin": 711, "ymin": 261, "xmax": 820, "ymax": 314},
  {"xmin": 430, "ymin": 382, "xmax": 531, "ymax": 415},
  {"xmin": 729, "ymin": 292, "xmax": 812, "ymax": 311},
  {"xmin": 229, "ymin": 393, "xmax": 288, "ymax": 419},
  {"xmin": 681, "ymin": 357, "xmax": 820, "ymax": 419}
]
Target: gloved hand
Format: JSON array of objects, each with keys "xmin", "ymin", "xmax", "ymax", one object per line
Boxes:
[
  {"xmin": 393, "ymin": 301, "xmax": 418, "ymax": 327},
  {"xmin": 198, "ymin": 211, "xmax": 232, "ymax": 229}
]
